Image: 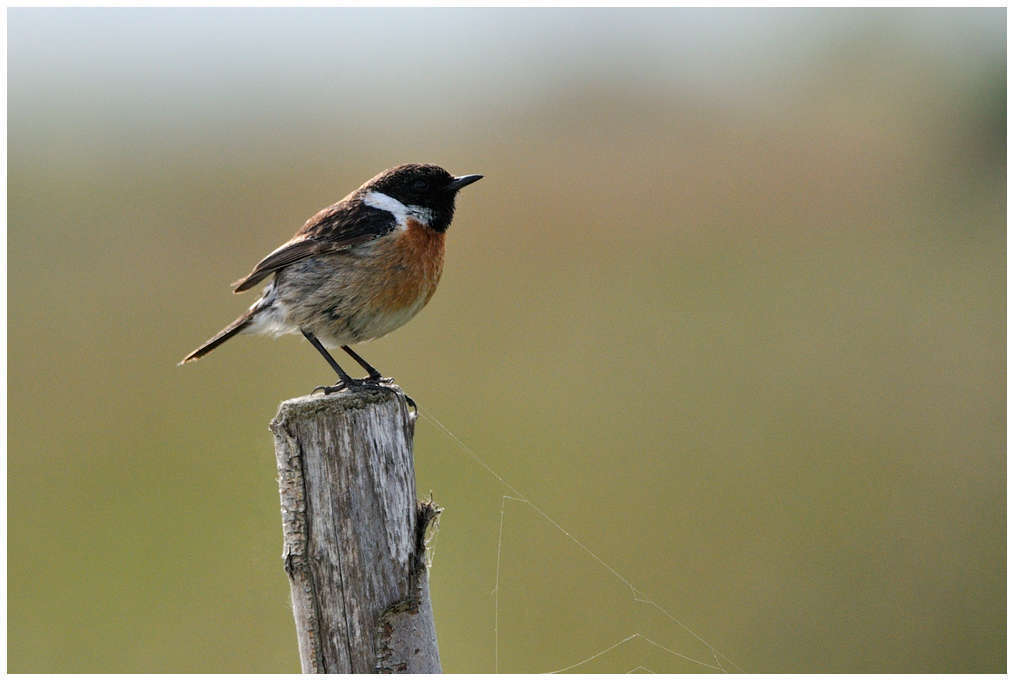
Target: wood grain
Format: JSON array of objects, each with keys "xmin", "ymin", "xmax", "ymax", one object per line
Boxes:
[{"xmin": 270, "ymin": 386, "xmax": 441, "ymax": 673}]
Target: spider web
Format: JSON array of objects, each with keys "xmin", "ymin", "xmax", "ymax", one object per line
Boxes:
[{"xmin": 419, "ymin": 408, "xmax": 743, "ymax": 674}]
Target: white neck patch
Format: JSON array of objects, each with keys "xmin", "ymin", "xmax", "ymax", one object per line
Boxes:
[{"xmin": 363, "ymin": 191, "xmax": 433, "ymax": 229}]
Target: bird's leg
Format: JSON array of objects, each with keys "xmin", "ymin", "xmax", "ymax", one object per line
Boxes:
[
  {"xmin": 301, "ymin": 331, "xmax": 410, "ymax": 404},
  {"xmin": 342, "ymin": 343, "xmax": 416, "ymax": 407},
  {"xmin": 341, "ymin": 345, "xmax": 389, "ymax": 383},
  {"xmin": 302, "ymin": 329, "xmax": 364, "ymax": 394}
]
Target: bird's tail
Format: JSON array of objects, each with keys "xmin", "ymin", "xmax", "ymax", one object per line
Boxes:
[{"xmin": 178, "ymin": 312, "xmax": 254, "ymax": 365}]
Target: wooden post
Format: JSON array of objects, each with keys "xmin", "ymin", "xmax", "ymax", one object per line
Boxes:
[{"xmin": 270, "ymin": 386, "xmax": 442, "ymax": 673}]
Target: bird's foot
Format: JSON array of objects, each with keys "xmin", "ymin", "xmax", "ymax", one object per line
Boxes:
[
  {"xmin": 364, "ymin": 377, "xmax": 413, "ymax": 410},
  {"xmin": 311, "ymin": 378, "xmax": 417, "ymax": 417},
  {"xmin": 311, "ymin": 375, "xmax": 393, "ymax": 395},
  {"xmin": 311, "ymin": 382, "xmax": 340, "ymax": 395},
  {"xmin": 312, "ymin": 378, "xmax": 367, "ymax": 395}
]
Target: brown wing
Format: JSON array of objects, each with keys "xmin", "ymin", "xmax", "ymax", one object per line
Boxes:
[
  {"xmin": 230, "ymin": 198, "xmax": 397, "ymax": 293},
  {"xmin": 231, "ymin": 238, "xmax": 338, "ymax": 292}
]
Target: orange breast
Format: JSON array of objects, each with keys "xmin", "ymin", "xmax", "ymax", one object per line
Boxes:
[{"xmin": 369, "ymin": 218, "xmax": 445, "ymax": 313}]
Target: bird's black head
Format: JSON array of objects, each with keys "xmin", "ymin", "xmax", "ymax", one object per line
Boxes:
[{"xmin": 361, "ymin": 163, "xmax": 483, "ymax": 232}]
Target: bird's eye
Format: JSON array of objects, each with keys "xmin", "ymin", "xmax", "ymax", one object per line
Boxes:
[{"xmin": 412, "ymin": 179, "xmax": 429, "ymax": 192}]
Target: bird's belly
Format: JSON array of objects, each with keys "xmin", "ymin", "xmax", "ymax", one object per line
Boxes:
[
  {"xmin": 341, "ymin": 294, "xmax": 431, "ymax": 343},
  {"xmin": 278, "ymin": 220, "xmax": 445, "ymax": 347}
]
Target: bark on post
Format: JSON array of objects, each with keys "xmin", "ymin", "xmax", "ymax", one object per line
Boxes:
[{"xmin": 270, "ymin": 386, "xmax": 441, "ymax": 673}]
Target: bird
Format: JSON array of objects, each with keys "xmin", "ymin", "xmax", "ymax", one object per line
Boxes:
[{"xmin": 179, "ymin": 163, "xmax": 483, "ymax": 394}]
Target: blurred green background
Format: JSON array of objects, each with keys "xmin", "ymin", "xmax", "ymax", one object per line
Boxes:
[{"xmin": 8, "ymin": 8, "xmax": 1005, "ymax": 673}]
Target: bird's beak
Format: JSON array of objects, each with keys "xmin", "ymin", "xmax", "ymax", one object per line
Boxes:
[{"xmin": 448, "ymin": 174, "xmax": 483, "ymax": 191}]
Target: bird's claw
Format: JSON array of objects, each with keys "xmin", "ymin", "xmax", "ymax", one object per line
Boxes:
[
  {"xmin": 311, "ymin": 377, "xmax": 414, "ymax": 417},
  {"xmin": 312, "ymin": 376, "xmax": 391, "ymax": 395},
  {"xmin": 312, "ymin": 383, "xmax": 344, "ymax": 395}
]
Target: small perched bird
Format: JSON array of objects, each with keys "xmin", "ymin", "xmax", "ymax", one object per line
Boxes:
[{"xmin": 180, "ymin": 163, "xmax": 482, "ymax": 393}]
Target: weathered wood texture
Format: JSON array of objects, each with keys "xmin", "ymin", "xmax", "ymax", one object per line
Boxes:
[{"xmin": 270, "ymin": 386, "xmax": 441, "ymax": 673}]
